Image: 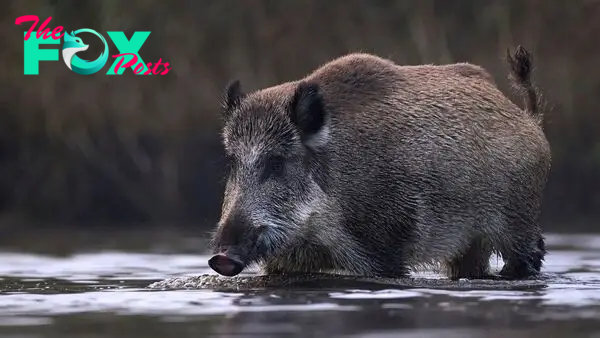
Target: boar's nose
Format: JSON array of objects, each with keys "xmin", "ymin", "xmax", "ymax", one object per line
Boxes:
[
  {"xmin": 217, "ymin": 210, "xmax": 251, "ymax": 247},
  {"xmin": 210, "ymin": 211, "xmax": 257, "ymax": 276},
  {"xmin": 208, "ymin": 253, "xmax": 245, "ymax": 277}
]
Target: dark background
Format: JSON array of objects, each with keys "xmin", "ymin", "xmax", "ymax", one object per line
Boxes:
[{"xmin": 1, "ymin": 0, "xmax": 599, "ymax": 238}]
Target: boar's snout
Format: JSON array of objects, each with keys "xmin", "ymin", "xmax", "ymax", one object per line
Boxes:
[
  {"xmin": 209, "ymin": 210, "xmax": 260, "ymax": 277},
  {"xmin": 208, "ymin": 252, "xmax": 245, "ymax": 277}
]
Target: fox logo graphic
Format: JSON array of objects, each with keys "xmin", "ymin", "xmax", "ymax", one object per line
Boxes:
[
  {"xmin": 61, "ymin": 29, "xmax": 109, "ymax": 75},
  {"xmin": 15, "ymin": 15, "xmax": 172, "ymax": 75}
]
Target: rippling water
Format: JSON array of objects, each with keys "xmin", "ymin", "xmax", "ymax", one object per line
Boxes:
[{"xmin": 1, "ymin": 233, "xmax": 599, "ymax": 337}]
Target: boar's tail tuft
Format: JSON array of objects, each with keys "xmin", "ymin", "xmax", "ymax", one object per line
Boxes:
[{"xmin": 507, "ymin": 46, "xmax": 543, "ymax": 125}]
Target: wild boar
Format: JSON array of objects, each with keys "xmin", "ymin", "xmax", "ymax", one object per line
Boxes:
[{"xmin": 208, "ymin": 46, "xmax": 550, "ymax": 280}]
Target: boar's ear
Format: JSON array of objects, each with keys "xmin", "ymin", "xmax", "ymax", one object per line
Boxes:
[
  {"xmin": 222, "ymin": 80, "xmax": 246, "ymax": 115},
  {"xmin": 289, "ymin": 81, "xmax": 328, "ymax": 145}
]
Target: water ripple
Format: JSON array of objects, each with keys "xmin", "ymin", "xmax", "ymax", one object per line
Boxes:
[{"xmin": 0, "ymin": 233, "xmax": 599, "ymax": 337}]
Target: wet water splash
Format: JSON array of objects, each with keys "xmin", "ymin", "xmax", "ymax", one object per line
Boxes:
[{"xmin": 0, "ymin": 233, "xmax": 599, "ymax": 337}]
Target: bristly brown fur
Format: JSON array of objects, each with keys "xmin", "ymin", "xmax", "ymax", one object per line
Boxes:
[{"xmin": 212, "ymin": 49, "xmax": 551, "ymax": 281}]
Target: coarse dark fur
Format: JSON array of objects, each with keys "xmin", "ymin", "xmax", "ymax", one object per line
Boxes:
[{"xmin": 210, "ymin": 46, "xmax": 551, "ymax": 280}]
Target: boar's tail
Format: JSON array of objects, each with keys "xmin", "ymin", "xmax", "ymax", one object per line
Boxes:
[{"xmin": 507, "ymin": 46, "xmax": 543, "ymax": 125}]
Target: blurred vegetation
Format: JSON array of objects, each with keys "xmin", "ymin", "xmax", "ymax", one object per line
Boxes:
[{"xmin": 1, "ymin": 0, "xmax": 599, "ymax": 232}]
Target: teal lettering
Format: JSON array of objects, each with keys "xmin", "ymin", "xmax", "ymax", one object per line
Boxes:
[
  {"xmin": 23, "ymin": 31, "xmax": 59, "ymax": 75},
  {"xmin": 107, "ymin": 31, "xmax": 151, "ymax": 75}
]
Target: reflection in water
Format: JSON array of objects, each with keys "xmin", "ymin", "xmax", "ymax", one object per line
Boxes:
[{"xmin": 0, "ymin": 233, "xmax": 598, "ymax": 337}]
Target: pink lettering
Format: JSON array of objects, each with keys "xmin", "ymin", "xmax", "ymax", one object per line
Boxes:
[
  {"xmin": 15, "ymin": 15, "xmax": 63, "ymax": 40},
  {"xmin": 133, "ymin": 62, "xmax": 145, "ymax": 75},
  {"xmin": 151, "ymin": 59, "xmax": 164, "ymax": 75},
  {"xmin": 15, "ymin": 15, "xmax": 38, "ymax": 41},
  {"xmin": 112, "ymin": 53, "xmax": 138, "ymax": 74},
  {"xmin": 160, "ymin": 63, "xmax": 172, "ymax": 75},
  {"xmin": 35, "ymin": 17, "xmax": 52, "ymax": 39},
  {"xmin": 143, "ymin": 63, "xmax": 153, "ymax": 75},
  {"xmin": 112, "ymin": 54, "xmax": 171, "ymax": 75},
  {"xmin": 51, "ymin": 26, "xmax": 64, "ymax": 40},
  {"xmin": 150, "ymin": 59, "xmax": 172, "ymax": 75}
]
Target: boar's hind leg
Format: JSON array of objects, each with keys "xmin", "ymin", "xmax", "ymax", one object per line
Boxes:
[
  {"xmin": 498, "ymin": 230, "xmax": 545, "ymax": 280},
  {"xmin": 498, "ymin": 193, "xmax": 546, "ymax": 279},
  {"xmin": 445, "ymin": 237, "xmax": 493, "ymax": 280}
]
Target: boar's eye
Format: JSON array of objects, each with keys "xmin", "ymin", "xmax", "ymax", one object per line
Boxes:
[{"xmin": 261, "ymin": 155, "xmax": 285, "ymax": 181}]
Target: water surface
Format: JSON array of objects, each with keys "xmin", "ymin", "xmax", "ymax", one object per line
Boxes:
[{"xmin": 1, "ymin": 233, "xmax": 599, "ymax": 337}]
